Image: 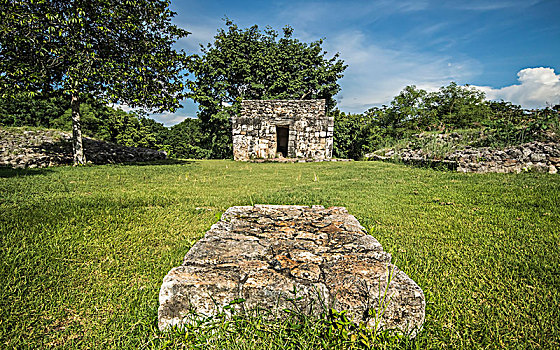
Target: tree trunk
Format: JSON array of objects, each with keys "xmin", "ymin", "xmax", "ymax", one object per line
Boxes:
[{"xmin": 71, "ymin": 94, "xmax": 86, "ymax": 165}]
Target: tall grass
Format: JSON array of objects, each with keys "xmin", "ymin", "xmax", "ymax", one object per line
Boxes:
[{"xmin": 1, "ymin": 160, "xmax": 559, "ymax": 348}]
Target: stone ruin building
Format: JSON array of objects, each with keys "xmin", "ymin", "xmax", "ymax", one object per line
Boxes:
[{"xmin": 232, "ymin": 100, "xmax": 334, "ymax": 161}]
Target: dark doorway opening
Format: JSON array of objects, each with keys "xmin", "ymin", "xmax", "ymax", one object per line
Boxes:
[{"xmin": 276, "ymin": 126, "xmax": 289, "ymax": 157}]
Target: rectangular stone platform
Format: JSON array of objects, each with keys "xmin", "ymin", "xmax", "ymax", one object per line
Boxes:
[{"xmin": 158, "ymin": 205, "xmax": 425, "ymax": 337}]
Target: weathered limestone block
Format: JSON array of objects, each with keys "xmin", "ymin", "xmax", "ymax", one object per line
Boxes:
[{"xmin": 158, "ymin": 205, "xmax": 425, "ymax": 336}]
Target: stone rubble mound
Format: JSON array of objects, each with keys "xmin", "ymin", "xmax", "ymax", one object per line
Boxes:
[
  {"xmin": 0, "ymin": 128, "xmax": 166, "ymax": 168},
  {"xmin": 367, "ymin": 141, "xmax": 559, "ymax": 174},
  {"xmin": 449, "ymin": 142, "xmax": 559, "ymax": 173},
  {"xmin": 158, "ymin": 205, "xmax": 425, "ymax": 336}
]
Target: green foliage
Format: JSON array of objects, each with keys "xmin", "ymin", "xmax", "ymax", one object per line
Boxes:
[
  {"xmin": 0, "ymin": 93, "xmax": 170, "ymax": 150},
  {"xmin": 477, "ymin": 106, "xmax": 559, "ymax": 148},
  {"xmin": 479, "ymin": 118, "xmax": 527, "ymax": 147},
  {"xmin": 374, "ymin": 83, "xmax": 489, "ymax": 131},
  {"xmin": 333, "ymin": 110, "xmax": 361, "ymax": 159},
  {"xmin": 0, "ymin": 0, "xmax": 188, "ymax": 108},
  {"xmin": 166, "ymin": 118, "xmax": 211, "ymax": 159},
  {"xmin": 334, "ymin": 83, "xmax": 492, "ymax": 159},
  {"xmin": 200, "ymin": 109, "xmax": 234, "ymax": 159},
  {"xmin": 189, "ymin": 19, "xmax": 346, "ymax": 115},
  {"xmin": 487, "ymin": 100, "xmax": 525, "ymax": 123},
  {"xmin": 528, "ymin": 107, "xmax": 560, "ymax": 136},
  {"xmin": 335, "ymin": 83, "xmax": 559, "ymax": 159},
  {"xmin": 163, "ymin": 300, "xmax": 405, "ymax": 349},
  {"xmin": 98, "ymin": 111, "xmax": 165, "ymax": 149},
  {"xmin": 333, "ymin": 109, "xmax": 384, "ymax": 159},
  {"xmin": 318, "ymin": 309, "xmax": 404, "ymax": 349},
  {"xmin": 384, "ymin": 85, "xmax": 429, "ymax": 130},
  {"xmin": 425, "ymin": 82, "xmax": 490, "ymax": 129},
  {"xmin": 0, "ymin": 92, "xmax": 70, "ymax": 127},
  {"xmin": 0, "ymin": 92, "xmax": 217, "ymax": 159},
  {"xmin": 52, "ymin": 101, "xmax": 109, "ymax": 138}
]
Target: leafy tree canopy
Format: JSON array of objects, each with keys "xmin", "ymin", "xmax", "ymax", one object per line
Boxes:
[
  {"xmin": 166, "ymin": 118, "xmax": 211, "ymax": 159},
  {"xmin": 188, "ymin": 19, "xmax": 347, "ymax": 121},
  {"xmin": 426, "ymin": 82, "xmax": 489, "ymax": 128},
  {"xmin": 365, "ymin": 83, "xmax": 490, "ymax": 132},
  {"xmin": 0, "ymin": 0, "xmax": 189, "ymax": 164},
  {"xmin": 0, "ymin": 91, "xmax": 70, "ymax": 127}
]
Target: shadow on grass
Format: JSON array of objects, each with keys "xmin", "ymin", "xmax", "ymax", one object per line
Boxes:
[
  {"xmin": 0, "ymin": 159, "xmax": 195, "ymax": 177},
  {"xmin": 0, "ymin": 166, "xmax": 54, "ymax": 178},
  {"xmin": 12, "ymin": 136, "xmax": 194, "ymax": 167},
  {"xmin": 370, "ymin": 158, "xmax": 458, "ymax": 172},
  {"xmin": 114, "ymin": 159, "xmax": 196, "ymax": 166}
]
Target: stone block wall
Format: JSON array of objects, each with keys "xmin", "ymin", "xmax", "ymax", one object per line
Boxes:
[
  {"xmin": 232, "ymin": 100, "xmax": 333, "ymax": 161},
  {"xmin": 0, "ymin": 128, "xmax": 166, "ymax": 168},
  {"xmin": 366, "ymin": 140, "xmax": 560, "ymax": 174}
]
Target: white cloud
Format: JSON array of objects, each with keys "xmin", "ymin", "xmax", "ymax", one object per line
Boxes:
[
  {"xmin": 474, "ymin": 67, "xmax": 560, "ymax": 109},
  {"xmin": 111, "ymin": 99, "xmax": 198, "ymax": 127},
  {"xmin": 275, "ymin": 0, "xmax": 428, "ymax": 34},
  {"xmin": 448, "ymin": 0, "xmax": 542, "ymax": 11},
  {"xmin": 328, "ymin": 30, "xmax": 479, "ymax": 113},
  {"xmin": 175, "ymin": 22, "xmax": 218, "ymax": 53},
  {"xmin": 151, "ymin": 99, "xmax": 199, "ymax": 126},
  {"xmin": 151, "ymin": 111, "xmax": 194, "ymax": 126}
]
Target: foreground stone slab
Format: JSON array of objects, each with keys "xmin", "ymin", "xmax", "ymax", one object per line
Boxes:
[{"xmin": 158, "ymin": 205, "xmax": 425, "ymax": 336}]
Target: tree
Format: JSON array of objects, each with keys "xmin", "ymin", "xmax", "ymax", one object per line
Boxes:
[
  {"xmin": 96, "ymin": 108, "xmax": 166, "ymax": 149},
  {"xmin": 425, "ymin": 82, "xmax": 489, "ymax": 128},
  {"xmin": 332, "ymin": 109, "xmax": 386, "ymax": 160},
  {"xmin": 166, "ymin": 118, "xmax": 211, "ymax": 159},
  {"xmin": 188, "ymin": 19, "xmax": 347, "ymax": 158},
  {"xmin": 333, "ymin": 110, "xmax": 367, "ymax": 159},
  {"xmin": 0, "ymin": 0, "xmax": 188, "ymax": 164},
  {"xmin": 0, "ymin": 92, "xmax": 70, "ymax": 127},
  {"xmin": 487, "ymin": 100, "xmax": 524, "ymax": 123},
  {"xmin": 379, "ymin": 85, "xmax": 428, "ymax": 130}
]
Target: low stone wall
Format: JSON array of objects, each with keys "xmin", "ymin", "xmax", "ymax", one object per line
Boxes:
[
  {"xmin": 0, "ymin": 128, "xmax": 166, "ymax": 168},
  {"xmin": 367, "ymin": 141, "xmax": 560, "ymax": 174},
  {"xmin": 450, "ymin": 142, "xmax": 559, "ymax": 173}
]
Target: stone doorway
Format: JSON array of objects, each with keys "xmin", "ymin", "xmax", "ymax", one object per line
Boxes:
[{"xmin": 276, "ymin": 126, "xmax": 289, "ymax": 157}]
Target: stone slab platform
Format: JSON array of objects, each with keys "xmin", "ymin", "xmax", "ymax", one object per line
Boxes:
[{"xmin": 158, "ymin": 205, "xmax": 425, "ymax": 336}]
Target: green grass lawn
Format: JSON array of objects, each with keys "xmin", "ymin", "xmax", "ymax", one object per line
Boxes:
[{"xmin": 1, "ymin": 160, "xmax": 559, "ymax": 349}]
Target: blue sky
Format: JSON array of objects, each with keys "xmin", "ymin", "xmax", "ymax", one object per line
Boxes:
[{"xmin": 151, "ymin": 0, "xmax": 560, "ymax": 126}]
